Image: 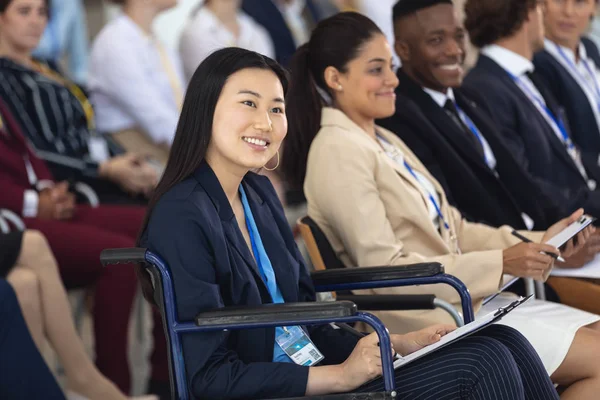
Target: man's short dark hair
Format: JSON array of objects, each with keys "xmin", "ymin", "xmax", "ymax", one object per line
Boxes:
[{"xmin": 464, "ymin": 0, "xmax": 538, "ymax": 48}]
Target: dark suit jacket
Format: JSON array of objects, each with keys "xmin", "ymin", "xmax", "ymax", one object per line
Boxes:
[
  {"xmin": 143, "ymin": 162, "xmax": 358, "ymax": 399},
  {"xmin": 241, "ymin": 0, "xmax": 321, "ymax": 66},
  {"xmin": 378, "ymin": 70, "xmax": 561, "ymax": 230},
  {"xmin": 534, "ymin": 37, "xmax": 600, "ymax": 169},
  {"xmin": 464, "ymin": 54, "xmax": 600, "ymax": 218}
]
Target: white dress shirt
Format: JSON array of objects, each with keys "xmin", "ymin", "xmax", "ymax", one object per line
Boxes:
[
  {"xmin": 481, "ymin": 44, "xmax": 590, "ymax": 184},
  {"xmin": 423, "ymin": 87, "xmax": 497, "ymax": 171},
  {"xmin": 544, "ymin": 38, "xmax": 600, "ymax": 136},
  {"xmin": 88, "ymin": 15, "xmax": 184, "ymax": 145},
  {"xmin": 179, "ymin": 7, "xmax": 275, "ymax": 81}
]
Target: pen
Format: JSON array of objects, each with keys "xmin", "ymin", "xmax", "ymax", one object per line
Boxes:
[{"xmin": 511, "ymin": 230, "xmax": 565, "ymax": 262}]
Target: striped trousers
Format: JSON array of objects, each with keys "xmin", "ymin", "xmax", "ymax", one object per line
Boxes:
[{"xmin": 360, "ymin": 324, "xmax": 558, "ymax": 399}]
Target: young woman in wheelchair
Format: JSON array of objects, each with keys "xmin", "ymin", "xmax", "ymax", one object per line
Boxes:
[
  {"xmin": 280, "ymin": 9, "xmax": 600, "ymax": 400},
  {"xmin": 140, "ymin": 46, "xmax": 558, "ymax": 399}
]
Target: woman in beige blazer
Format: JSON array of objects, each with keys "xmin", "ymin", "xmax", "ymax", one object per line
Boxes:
[{"xmin": 282, "ymin": 10, "xmax": 600, "ymax": 397}]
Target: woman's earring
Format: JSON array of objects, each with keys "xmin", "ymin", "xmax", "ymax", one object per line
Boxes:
[
  {"xmin": 263, "ymin": 150, "xmax": 280, "ymax": 171},
  {"xmin": 337, "ymin": 84, "xmax": 343, "ymax": 91}
]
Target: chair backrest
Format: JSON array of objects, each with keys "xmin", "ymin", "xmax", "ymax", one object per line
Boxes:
[{"xmin": 297, "ymin": 216, "xmax": 346, "ymax": 271}]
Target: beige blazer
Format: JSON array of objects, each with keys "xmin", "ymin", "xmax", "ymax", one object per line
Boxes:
[{"xmin": 305, "ymin": 107, "xmax": 543, "ymax": 333}]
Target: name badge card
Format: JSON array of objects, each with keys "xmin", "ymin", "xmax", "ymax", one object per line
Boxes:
[{"xmin": 275, "ymin": 326, "xmax": 324, "ymax": 366}]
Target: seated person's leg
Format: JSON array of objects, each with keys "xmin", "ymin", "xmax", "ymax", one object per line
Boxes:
[
  {"xmin": 0, "ymin": 279, "xmax": 65, "ymax": 400},
  {"xmin": 22, "ymin": 218, "xmax": 138, "ymax": 393},
  {"xmin": 551, "ymin": 322, "xmax": 600, "ymax": 399},
  {"xmin": 471, "ymin": 324, "xmax": 558, "ymax": 400},
  {"xmin": 359, "ymin": 325, "xmax": 553, "ymax": 399},
  {"xmin": 67, "ymin": 205, "xmax": 170, "ymax": 389},
  {"xmin": 8, "ymin": 230, "xmax": 131, "ymax": 399}
]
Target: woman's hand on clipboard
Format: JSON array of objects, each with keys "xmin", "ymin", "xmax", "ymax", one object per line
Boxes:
[{"xmin": 392, "ymin": 324, "xmax": 457, "ymax": 356}]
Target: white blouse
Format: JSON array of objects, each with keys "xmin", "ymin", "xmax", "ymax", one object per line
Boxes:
[
  {"xmin": 179, "ymin": 7, "xmax": 275, "ymax": 81},
  {"xmin": 88, "ymin": 14, "xmax": 184, "ymax": 145}
]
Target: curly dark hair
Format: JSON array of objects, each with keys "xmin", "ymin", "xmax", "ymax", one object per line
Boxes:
[{"xmin": 464, "ymin": 0, "xmax": 538, "ymax": 48}]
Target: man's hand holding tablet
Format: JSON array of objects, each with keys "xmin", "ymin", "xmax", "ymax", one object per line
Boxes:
[{"xmin": 505, "ymin": 209, "xmax": 596, "ymax": 281}]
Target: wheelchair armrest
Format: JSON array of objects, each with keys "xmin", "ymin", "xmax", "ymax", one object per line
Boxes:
[
  {"xmin": 310, "ymin": 262, "xmax": 443, "ymax": 286},
  {"xmin": 195, "ymin": 301, "xmax": 357, "ymax": 327},
  {"xmin": 100, "ymin": 248, "xmax": 148, "ymax": 266},
  {"xmin": 336, "ymin": 294, "xmax": 436, "ymax": 311}
]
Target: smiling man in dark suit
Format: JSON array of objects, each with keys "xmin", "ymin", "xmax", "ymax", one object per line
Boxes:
[{"xmin": 378, "ymin": 0, "xmax": 561, "ymax": 231}]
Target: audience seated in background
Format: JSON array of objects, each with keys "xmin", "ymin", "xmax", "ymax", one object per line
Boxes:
[
  {"xmin": 0, "ymin": 278, "xmax": 67, "ymax": 400},
  {"xmin": 464, "ymin": 0, "xmax": 600, "ymax": 220},
  {"xmin": 179, "ymin": 0, "xmax": 274, "ymax": 82},
  {"xmin": 0, "ymin": 98, "xmax": 168, "ymax": 396},
  {"xmin": 379, "ymin": 0, "xmax": 562, "ymax": 232},
  {"xmin": 0, "ymin": 0, "xmax": 158, "ymax": 205},
  {"xmin": 241, "ymin": 0, "xmax": 325, "ymax": 65},
  {"xmin": 534, "ymin": 0, "xmax": 600, "ymax": 182},
  {"xmin": 32, "ymin": 0, "xmax": 89, "ymax": 85},
  {"xmin": 88, "ymin": 0, "xmax": 184, "ymax": 166},
  {"xmin": 141, "ymin": 46, "xmax": 559, "ymax": 400},
  {"xmin": 281, "ymin": 9, "xmax": 600, "ymax": 397},
  {"xmin": 377, "ymin": 0, "xmax": 600, "ymax": 316},
  {"xmin": 0, "ymin": 230, "xmax": 155, "ymax": 400}
]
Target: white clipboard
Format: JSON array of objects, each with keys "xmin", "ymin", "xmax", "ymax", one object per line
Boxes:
[{"xmin": 393, "ymin": 295, "xmax": 534, "ymax": 369}]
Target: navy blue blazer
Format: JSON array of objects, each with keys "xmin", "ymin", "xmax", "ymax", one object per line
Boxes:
[
  {"xmin": 533, "ymin": 38, "xmax": 600, "ymax": 168},
  {"xmin": 241, "ymin": 0, "xmax": 322, "ymax": 66},
  {"xmin": 378, "ymin": 69, "xmax": 561, "ymax": 230},
  {"xmin": 464, "ymin": 54, "xmax": 600, "ymax": 218},
  {"xmin": 144, "ymin": 162, "xmax": 358, "ymax": 399}
]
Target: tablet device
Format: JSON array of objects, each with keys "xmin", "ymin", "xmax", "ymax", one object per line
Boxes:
[{"xmin": 545, "ymin": 215, "xmax": 596, "ymax": 250}]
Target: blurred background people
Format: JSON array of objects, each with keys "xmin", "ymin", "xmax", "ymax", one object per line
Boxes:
[
  {"xmin": 179, "ymin": 0, "xmax": 274, "ymax": 81},
  {"xmin": 89, "ymin": 0, "xmax": 184, "ymax": 165},
  {"xmin": 241, "ymin": 0, "xmax": 325, "ymax": 65},
  {"xmin": 535, "ymin": 0, "xmax": 600, "ymax": 180},
  {"xmin": 32, "ymin": 0, "xmax": 89, "ymax": 85}
]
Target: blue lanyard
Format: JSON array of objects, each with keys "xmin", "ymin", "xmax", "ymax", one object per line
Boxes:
[
  {"xmin": 555, "ymin": 43, "xmax": 600, "ymax": 106},
  {"xmin": 452, "ymin": 102, "xmax": 495, "ymax": 167},
  {"xmin": 240, "ymin": 187, "xmax": 280, "ymax": 300},
  {"xmin": 402, "ymin": 161, "xmax": 450, "ymax": 231},
  {"xmin": 377, "ymin": 135, "xmax": 451, "ymax": 231},
  {"xmin": 508, "ymin": 72, "xmax": 574, "ymax": 149}
]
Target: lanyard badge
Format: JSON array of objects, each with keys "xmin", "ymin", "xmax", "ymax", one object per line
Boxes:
[{"xmin": 275, "ymin": 326, "xmax": 324, "ymax": 366}]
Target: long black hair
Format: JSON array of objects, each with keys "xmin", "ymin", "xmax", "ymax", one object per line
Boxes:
[
  {"xmin": 138, "ymin": 47, "xmax": 288, "ymax": 302},
  {"xmin": 281, "ymin": 12, "xmax": 382, "ymax": 190}
]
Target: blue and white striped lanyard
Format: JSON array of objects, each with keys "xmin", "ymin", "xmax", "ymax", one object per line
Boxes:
[
  {"xmin": 508, "ymin": 72, "xmax": 574, "ymax": 150},
  {"xmin": 377, "ymin": 135, "xmax": 450, "ymax": 231},
  {"xmin": 555, "ymin": 43, "xmax": 600, "ymax": 109},
  {"xmin": 451, "ymin": 102, "xmax": 496, "ymax": 168}
]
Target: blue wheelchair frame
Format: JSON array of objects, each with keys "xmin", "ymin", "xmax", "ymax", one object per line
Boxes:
[{"xmin": 101, "ymin": 248, "xmax": 474, "ymax": 399}]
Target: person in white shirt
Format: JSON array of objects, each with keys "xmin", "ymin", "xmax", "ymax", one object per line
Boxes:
[
  {"xmin": 88, "ymin": 0, "xmax": 185, "ymax": 164},
  {"xmin": 179, "ymin": 0, "xmax": 275, "ymax": 82}
]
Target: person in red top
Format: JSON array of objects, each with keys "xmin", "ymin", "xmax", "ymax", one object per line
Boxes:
[{"xmin": 0, "ymin": 98, "xmax": 168, "ymax": 396}]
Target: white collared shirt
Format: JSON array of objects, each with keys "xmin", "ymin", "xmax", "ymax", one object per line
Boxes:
[
  {"xmin": 423, "ymin": 87, "xmax": 497, "ymax": 171},
  {"xmin": 88, "ymin": 14, "xmax": 184, "ymax": 145},
  {"xmin": 481, "ymin": 44, "xmax": 591, "ymax": 186},
  {"xmin": 544, "ymin": 38, "xmax": 600, "ymax": 135},
  {"xmin": 179, "ymin": 7, "xmax": 275, "ymax": 81}
]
